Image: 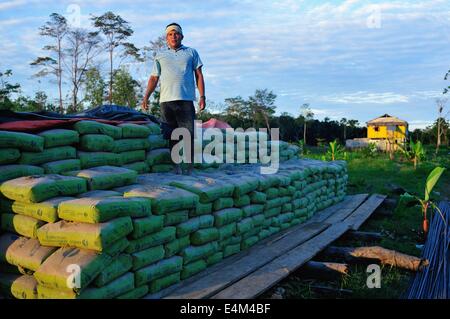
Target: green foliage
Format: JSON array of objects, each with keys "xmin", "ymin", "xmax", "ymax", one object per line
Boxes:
[
  {"xmin": 112, "ymin": 67, "xmax": 140, "ymax": 108},
  {"xmin": 360, "ymin": 142, "xmax": 378, "ymax": 158},
  {"xmin": 398, "ymin": 139, "xmax": 425, "ymax": 169},
  {"xmin": 84, "ymin": 67, "xmax": 106, "ymax": 107},
  {"xmin": 0, "ymin": 69, "xmax": 21, "ymax": 109},
  {"xmin": 326, "ymin": 140, "xmax": 344, "ymax": 161}
]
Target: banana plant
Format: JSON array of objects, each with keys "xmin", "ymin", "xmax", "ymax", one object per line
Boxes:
[
  {"xmin": 327, "ymin": 140, "xmax": 343, "ymax": 161},
  {"xmin": 398, "ymin": 166, "xmax": 446, "ymax": 237},
  {"xmin": 398, "ymin": 139, "xmax": 426, "ymax": 169}
]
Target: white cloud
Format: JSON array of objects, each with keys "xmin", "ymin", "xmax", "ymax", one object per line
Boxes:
[
  {"xmin": 0, "ymin": 0, "xmax": 26, "ymax": 11},
  {"xmin": 319, "ymin": 91, "xmax": 409, "ymax": 104}
]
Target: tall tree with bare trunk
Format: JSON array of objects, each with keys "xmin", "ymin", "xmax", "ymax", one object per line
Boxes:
[
  {"xmin": 91, "ymin": 11, "xmax": 141, "ymax": 105},
  {"xmin": 30, "ymin": 13, "xmax": 68, "ymax": 113}
]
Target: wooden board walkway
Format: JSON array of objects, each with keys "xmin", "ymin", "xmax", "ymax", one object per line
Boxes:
[{"xmin": 145, "ymin": 193, "xmax": 386, "ymax": 299}]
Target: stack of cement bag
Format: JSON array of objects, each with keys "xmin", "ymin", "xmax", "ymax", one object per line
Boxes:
[
  {"xmin": 0, "ymin": 130, "xmax": 80, "ymax": 183},
  {"xmin": 0, "ymin": 166, "xmax": 150, "ymax": 299},
  {"xmin": 144, "ymin": 122, "xmax": 172, "ymax": 173}
]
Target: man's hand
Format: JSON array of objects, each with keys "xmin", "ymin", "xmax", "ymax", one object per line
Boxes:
[
  {"xmin": 142, "ymin": 98, "xmax": 149, "ymax": 112},
  {"xmin": 199, "ymin": 97, "xmax": 206, "ymax": 111}
]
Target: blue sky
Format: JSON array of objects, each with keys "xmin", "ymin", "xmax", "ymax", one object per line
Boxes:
[{"xmin": 1, "ymin": 0, "xmax": 450, "ymax": 129}]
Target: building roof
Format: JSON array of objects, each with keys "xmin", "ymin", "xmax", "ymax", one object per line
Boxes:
[{"xmin": 366, "ymin": 114, "xmax": 408, "ymax": 126}]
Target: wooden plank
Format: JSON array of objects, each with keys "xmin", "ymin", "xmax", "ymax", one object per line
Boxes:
[
  {"xmin": 344, "ymin": 194, "xmax": 386, "ymax": 230},
  {"xmin": 322, "ymin": 193, "xmax": 369, "ymax": 224},
  {"xmin": 163, "ymin": 222, "xmax": 330, "ymax": 299},
  {"xmin": 307, "ymin": 195, "xmax": 361, "ymax": 223},
  {"xmin": 211, "ymin": 222, "xmax": 350, "ymax": 299}
]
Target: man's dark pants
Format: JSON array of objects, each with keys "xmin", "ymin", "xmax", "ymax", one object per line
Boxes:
[{"xmin": 160, "ymin": 100, "xmax": 195, "ymax": 164}]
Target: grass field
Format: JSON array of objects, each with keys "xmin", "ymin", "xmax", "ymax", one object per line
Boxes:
[{"xmin": 261, "ymin": 144, "xmax": 449, "ymax": 299}]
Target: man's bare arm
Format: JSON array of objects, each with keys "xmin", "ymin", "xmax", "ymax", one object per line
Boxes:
[
  {"xmin": 142, "ymin": 75, "xmax": 159, "ymax": 111},
  {"xmin": 195, "ymin": 67, "xmax": 205, "ymax": 110}
]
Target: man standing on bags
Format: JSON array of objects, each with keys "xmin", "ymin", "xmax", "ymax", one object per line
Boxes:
[{"xmin": 142, "ymin": 22, "xmax": 205, "ymax": 175}]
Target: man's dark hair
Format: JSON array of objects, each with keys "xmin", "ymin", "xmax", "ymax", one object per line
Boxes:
[{"xmin": 166, "ymin": 22, "xmax": 182, "ymax": 29}]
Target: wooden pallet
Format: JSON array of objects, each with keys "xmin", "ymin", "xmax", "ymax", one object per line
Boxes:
[{"xmin": 145, "ymin": 193, "xmax": 386, "ymax": 299}]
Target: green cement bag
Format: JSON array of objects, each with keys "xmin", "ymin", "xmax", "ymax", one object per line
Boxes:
[
  {"xmin": 79, "ymin": 272, "xmax": 134, "ymax": 299},
  {"xmin": 236, "ymin": 218, "xmax": 254, "ymax": 235},
  {"xmin": 190, "ymin": 228, "xmax": 219, "ymax": 245},
  {"xmin": 146, "ymin": 148, "xmax": 171, "ymax": 166},
  {"xmin": 120, "ymin": 150, "xmax": 146, "ymax": 164},
  {"xmin": 164, "ymin": 236, "xmax": 190, "ymax": 258},
  {"xmin": 213, "ymin": 197, "xmax": 234, "ymax": 210},
  {"xmin": 241, "ymin": 235, "xmax": 259, "ymax": 250},
  {"xmin": 242, "ymin": 204, "xmax": 264, "ymax": 217},
  {"xmin": 77, "ymin": 190, "xmax": 122, "ymax": 198},
  {"xmin": 112, "ymin": 139, "xmax": 150, "ymax": 153},
  {"xmin": 181, "ymin": 242, "xmax": 218, "ymax": 264},
  {"xmin": 77, "ymin": 151, "xmax": 121, "ymax": 168},
  {"xmin": 19, "ymin": 146, "xmax": 76, "ymax": 165},
  {"xmin": 42, "ymin": 159, "xmax": 81, "ymax": 174},
  {"xmin": 122, "ymin": 161, "xmax": 149, "ymax": 174},
  {"xmin": 147, "ymin": 134, "xmax": 167, "ymax": 150},
  {"xmin": 65, "ymin": 166, "xmax": 137, "ymax": 190},
  {"xmin": 130, "ymin": 215, "xmax": 164, "ymax": 239},
  {"xmin": 170, "ymin": 176, "xmax": 234, "ymax": 203},
  {"xmin": 148, "ymin": 271, "xmax": 180, "ymax": 294},
  {"xmin": 206, "ymin": 251, "xmax": 223, "ymax": 266},
  {"xmin": 135, "ymin": 256, "xmax": 183, "ymax": 286},
  {"xmin": 218, "ymin": 223, "xmax": 236, "ymax": 241},
  {"xmin": 223, "ymin": 243, "xmax": 241, "ymax": 257},
  {"xmin": 73, "ymin": 121, "xmax": 122, "ymax": 139},
  {"xmin": 34, "ymin": 246, "xmax": 112, "ymax": 290},
  {"xmin": 0, "ymin": 131, "xmax": 44, "ymax": 152},
  {"xmin": 104, "ymin": 237, "xmax": 130, "ymax": 257},
  {"xmin": 190, "ymin": 202, "xmax": 213, "ymax": 216},
  {"xmin": 58, "ymin": 196, "xmax": 151, "ymax": 223},
  {"xmin": 122, "ymin": 184, "xmax": 199, "ymax": 214},
  {"xmin": 93, "ymin": 254, "xmax": 133, "ymax": 287},
  {"xmin": 79, "ymin": 134, "xmax": 114, "ymax": 152},
  {"xmin": 37, "ymin": 217, "xmax": 133, "ymax": 252},
  {"xmin": 234, "ymin": 195, "xmax": 250, "ymax": 207},
  {"xmin": 125, "ymin": 227, "xmax": 176, "ymax": 254},
  {"xmin": 5, "ymin": 197, "xmax": 71, "ymax": 223},
  {"xmin": 116, "ymin": 284, "xmax": 148, "ymax": 299},
  {"xmin": 132, "ymin": 245, "xmax": 165, "ymax": 271},
  {"xmin": 164, "ymin": 210, "xmax": 189, "ymax": 226},
  {"xmin": 118, "ymin": 123, "xmax": 151, "ymax": 138},
  {"xmin": 0, "ymin": 148, "xmax": 20, "ymax": 165},
  {"xmin": 144, "ymin": 122, "xmax": 161, "ymax": 135},
  {"xmin": 181, "ymin": 259, "xmax": 206, "ymax": 280},
  {"xmin": 250, "ymin": 191, "xmax": 266, "ymax": 204},
  {"xmin": 213, "ymin": 208, "xmax": 243, "ymax": 227},
  {"xmin": 4, "ymin": 237, "xmax": 57, "ymax": 272},
  {"xmin": 0, "ymin": 174, "xmax": 87, "ymax": 203},
  {"xmin": 1, "ymin": 214, "xmax": 46, "ymax": 238},
  {"xmin": 38, "ymin": 129, "xmax": 79, "ymax": 148},
  {"xmin": 151, "ymin": 164, "xmax": 174, "ymax": 173},
  {"xmin": 0, "ymin": 164, "xmax": 44, "ymax": 183}
]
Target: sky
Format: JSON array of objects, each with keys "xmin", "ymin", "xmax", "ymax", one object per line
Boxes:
[{"xmin": 1, "ymin": 0, "xmax": 450, "ymax": 129}]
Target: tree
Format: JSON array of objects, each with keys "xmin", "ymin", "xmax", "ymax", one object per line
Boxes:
[
  {"xmin": 30, "ymin": 13, "xmax": 68, "ymax": 113},
  {"xmin": 91, "ymin": 11, "xmax": 141, "ymax": 104},
  {"xmin": 142, "ymin": 35, "xmax": 166, "ymax": 116},
  {"xmin": 64, "ymin": 29, "xmax": 102, "ymax": 113},
  {"xmin": 300, "ymin": 103, "xmax": 314, "ymax": 144},
  {"xmin": 112, "ymin": 67, "xmax": 140, "ymax": 108},
  {"xmin": 83, "ymin": 67, "xmax": 106, "ymax": 108},
  {"xmin": 434, "ymin": 98, "xmax": 449, "ymax": 156},
  {"xmin": 248, "ymin": 89, "xmax": 277, "ymax": 130},
  {"xmin": 340, "ymin": 117, "xmax": 348, "ymax": 141},
  {"xmin": 0, "ymin": 69, "xmax": 20, "ymax": 110}
]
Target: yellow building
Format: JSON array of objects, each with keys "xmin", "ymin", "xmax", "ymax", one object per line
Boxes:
[{"xmin": 366, "ymin": 114, "xmax": 408, "ymax": 143}]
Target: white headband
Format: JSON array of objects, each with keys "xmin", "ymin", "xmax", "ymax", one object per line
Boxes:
[{"xmin": 165, "ymin": 25, "xmax": 183, "ymax": 36}]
